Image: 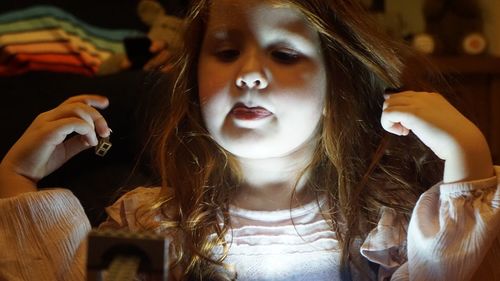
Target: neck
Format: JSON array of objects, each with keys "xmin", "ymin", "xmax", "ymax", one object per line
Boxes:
[{"xmin": 232, "ymin": 142, "xmax": 317, "ymax": 211}]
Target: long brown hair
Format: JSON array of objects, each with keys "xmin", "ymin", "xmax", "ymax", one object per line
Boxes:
[{"xmin": 148, "ymin": 0, "xmax": 443, "ymax": 279}]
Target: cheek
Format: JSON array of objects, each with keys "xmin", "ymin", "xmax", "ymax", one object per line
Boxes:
[
  {"xmin": 198, "ymin": 58, "xmax": 234, "ymax": 105},
  {"xmin": 274, "ymin": 65, "xmax": 327, "ymax": 111},
  {"xmin": 199, "ymin": 87, "xmax": 227, "ymax": 131},
  {"xmin": 274, "ymin": 57, "xmax": 326, "ymax": 91},
  {"xmin": 198, "ymin": 69, "xmax": 233, "ymax": 130},
  {"xmin": 275, "ymin": 72, "xmax": 327, "ymax": 134},
  {"xmin": 198, "ymin": 61, "xmax": 215, "ymax": 104},
  {"xmin": 304, "ymin": 63, "xmax": 327, "ymax": 111}
]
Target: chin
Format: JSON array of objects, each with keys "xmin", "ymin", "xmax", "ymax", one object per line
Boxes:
[
  {"xmin": 222, "ymin": 141, "xmax": 298, "ymax": 159},
  {"xmin": 226, "ymin": 146, "xmax": 275, "ymax": 159}
]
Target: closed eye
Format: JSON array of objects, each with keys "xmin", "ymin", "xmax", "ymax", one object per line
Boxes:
[
  {"xmin": 215, "ymin": 49, "xmax": 240, "ymax": 62},
  {"xmin": 271, "ymin": 49, "xmax": 302, "ymax": 64}
]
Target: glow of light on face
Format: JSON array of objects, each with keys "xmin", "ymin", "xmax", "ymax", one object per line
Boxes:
[{"xmin": 197, "ymin": 0, "xmax": 327, "ymax": 159}]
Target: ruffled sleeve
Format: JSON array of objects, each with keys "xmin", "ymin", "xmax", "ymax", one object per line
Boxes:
[
  {"xmin": 360, "ymin": 206, "xmax": 408, "ymax": 280},
  {"xmin": 405, "ymin": 166, "xmax": 500, "ymax": 281},
  {"xmin": 362, "ymin": 166, "xmax": 500, "ymax": 281},
  {"xmin": 0, "ymin": 186, "xmax": 166, "ymax": 281},
  {"xmin": 99, "ymin": 186, "xmax": 163, "ymax": 231},
  {"xmin": 0, "ymin": 189, "xmax": 90, "ymax": 281},
  {"xmin": 99, "ymin": 186, "xmax": 183, "ymax": 280}
]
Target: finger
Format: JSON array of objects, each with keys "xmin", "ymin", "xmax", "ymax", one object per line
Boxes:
[
  {"xmin": 384, "ymin": 91, "xmax": 424, "ymax": 102},
  {"xmin": 39, "ymin": 103, "xmax": 111, "ymax": 138},
  {"xmin": 41, "ymin": 127, "xmax": 97, "ymax": 176},
  {"xmin": 63, "ymin": 134, "xmax": 95, "ymax": 160},
  {"xmin": 383, "ymin": 95, "xmax": 416, "ymax": 110},
  {"xmin": 381, "ymin": 107, "xmax": 415, "ymax": 136},
  {"xmin": 61, "ymin": 94, "xmax": 109, "ymax": 109},
  {"xmin": 41, "ymin": 117, "xmax": 98, "ymax": 146},
  {"xmin": 384, "ymin": 122, "xmax": 410, "ymax": 136},
  {"xmin": 93, "ymin": 116, "xmax": 111, "ymax": 138},
  {"xmin": 385, "ymin": 90, "xmax": 420, "ymax": 97},
  {"xmin": 384, "ymin": 91, "xmax": 437, "ymax": 105},
  {"xmin": 380, "ymin": 113, "xmax": 410, "ymax": 136}
]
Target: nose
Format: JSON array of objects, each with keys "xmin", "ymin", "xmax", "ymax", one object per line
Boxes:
[
  {"xmin": 236, "ymin": 73, "xmax": 269, "ymax": 90},
  {"xmin": 235, "ymin": 53, "xmax": 269, "ymax": 90}
]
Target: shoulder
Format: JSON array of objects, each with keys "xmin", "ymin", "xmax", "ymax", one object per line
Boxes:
[{"xmin": 101, "ymin": 186, "xmax": 177, "ymax": 232}]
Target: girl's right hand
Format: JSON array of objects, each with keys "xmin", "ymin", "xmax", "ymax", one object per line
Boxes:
[{"xmin": 0, "ymin": 95, "xmax": 111, "ymax": 198}]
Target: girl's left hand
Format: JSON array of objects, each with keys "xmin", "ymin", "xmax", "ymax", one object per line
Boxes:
[{"xmin": 381, "ymin": 91, "xmax": 494, "ymax": 183}]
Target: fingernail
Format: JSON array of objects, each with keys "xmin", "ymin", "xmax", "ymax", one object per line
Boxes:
[
  {"xmin": 91, "ymin": 135, "xmax": 99, "ymax": 146},
  {"xmin": 100, "ymin": 128, "xmax": 112, "ymax": 138}
]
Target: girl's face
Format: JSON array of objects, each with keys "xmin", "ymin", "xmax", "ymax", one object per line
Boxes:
[{"xmin": 198, "ymin": 0, "xmax": 327, "ymax": 159}]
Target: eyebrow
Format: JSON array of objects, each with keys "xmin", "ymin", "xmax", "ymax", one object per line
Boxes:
[
  {"xmin": 205, "ymin": 25, "xmax": 318, "ymax": 51},
  {"xmin": 206, "ymin": 28, "xmax": 240, "ymax": 40},
  {"xmin": 203, "ymin": 28, "xmax": 244, "ymax": 48},
  {"xmin": 264, "ymin": 29, "xmax": 317, "ymax": 50}
]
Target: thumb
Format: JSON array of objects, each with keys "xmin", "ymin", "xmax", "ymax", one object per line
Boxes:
[{"xmin": 62, "ymin": 135, "xmax": 93, "ymax": 160}]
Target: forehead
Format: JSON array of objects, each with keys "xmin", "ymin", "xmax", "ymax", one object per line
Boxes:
[{"xmin": 206, "ymin": 0, "xmax": 313, "ymax": 34}]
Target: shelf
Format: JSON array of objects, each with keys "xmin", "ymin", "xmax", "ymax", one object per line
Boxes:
[
  {"xmin": 428, "ymin": 56, "xmax": 500, "ymax": 75},
  {"xmin": 425, "ymin": 55, "xmax": 500, "ymax": 163}
]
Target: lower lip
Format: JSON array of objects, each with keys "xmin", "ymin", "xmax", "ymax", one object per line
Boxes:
[{"xmin": 231, "ymin": 107, "xmax": 272, "ymax": 120}]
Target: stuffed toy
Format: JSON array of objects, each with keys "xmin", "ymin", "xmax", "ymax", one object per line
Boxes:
[
  {"xmin": 137, "ymin": 0, "xmax": 185, "ymax": 55},
  {"xmin": 118, "ymin": 0, "xmax": 184, "ymax": 70},
  {"xmin": 413, "ymin": 0, "xmax": 487, "ymax": 55}
]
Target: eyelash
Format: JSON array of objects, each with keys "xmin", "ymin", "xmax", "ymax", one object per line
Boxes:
[
  {"xmin": 270, "ymin": 49, "xmax": 302, "ymax": 64},
  {"xmin": 213, "ymin": 47, "xmax": 303, "ymax": 64},
  {"xmin": 215, "ymin": 49, "xmax": 240, "ymax": 62}
]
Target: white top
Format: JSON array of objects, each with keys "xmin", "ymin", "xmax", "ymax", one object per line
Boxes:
[
  {"xmin": 1, "ymin": 167, "xmax": 500, "ymax": 281},
  {"xmin": 221, "ymin": 197, "xmax": 344, "ymax": 281}
]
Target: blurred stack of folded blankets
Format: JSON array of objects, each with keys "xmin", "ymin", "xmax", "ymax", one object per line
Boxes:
[{"xmin": 0, "ymin": 5, "xmax": 145, "ymax": 76}]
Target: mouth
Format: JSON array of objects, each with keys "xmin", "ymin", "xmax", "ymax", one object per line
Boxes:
[{"xmin": 230, "ymin": 103, "xmax": 273, "ymax": 120}]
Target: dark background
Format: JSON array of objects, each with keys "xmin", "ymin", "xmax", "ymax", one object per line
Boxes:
[
  {"xmin": 0, "ymin": 1, "xmax": 188, "ymax": 225},
  {"xmin": 0, "ymin": 0, "xmax": 188, "ymax": 29}
]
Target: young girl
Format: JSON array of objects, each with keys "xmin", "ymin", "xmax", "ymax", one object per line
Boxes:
[{"xmin": 1, "ymin": 0, "xmax": 499, "ymax": 280}]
